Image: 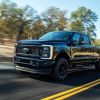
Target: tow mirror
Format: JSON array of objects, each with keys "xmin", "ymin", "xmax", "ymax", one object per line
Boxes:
[
  {"xmin": 70, "ymin": 40, "xmax": 78, "ymax": 46},
  {"xmin": 80, "ymin": 40, "xmax": 86, "ymax": 45}
]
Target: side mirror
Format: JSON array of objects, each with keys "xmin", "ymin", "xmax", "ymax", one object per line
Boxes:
[
  {"xmin": 70, "ymin": 40, "xmax": 78, "ymax": 46},
  {"xmin": 80, "ymin": 40, "xmax": 86, "ymax": 45}
]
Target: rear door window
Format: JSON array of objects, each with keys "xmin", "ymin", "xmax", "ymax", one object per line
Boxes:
[{"xmin": 80, "ymin": 35, "xmax": 91, "ymax": 45}]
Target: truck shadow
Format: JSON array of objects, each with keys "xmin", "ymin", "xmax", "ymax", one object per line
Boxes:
[
  {"xmin": 0, "ymin": 69, "xmax": 99, "ymax": 88},
  {"xmin": 0, "ymin": 69, "xmax": 99, "ymax": 98},
  {"xmin": 30, "ymin": 69, "xmax": 100, "ymax": 87}
]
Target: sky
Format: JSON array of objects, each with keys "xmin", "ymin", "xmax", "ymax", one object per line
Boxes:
[{"xmin": 1, "ymin": 0, "xmax": 100, "ymax": 39}]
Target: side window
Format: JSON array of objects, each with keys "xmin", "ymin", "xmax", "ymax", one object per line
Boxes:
[
  {"xmin": 71, "ymin": 33, "xmax": 80, "ymax": 46},
  {"xmin": 80, "ymin": 35, "xmax": 91, "ymax": 45}
]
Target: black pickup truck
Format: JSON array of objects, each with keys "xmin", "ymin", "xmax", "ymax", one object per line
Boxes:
[{"xmin": 14, "ymin": 31, "xmax": 100, "ymax": 80}]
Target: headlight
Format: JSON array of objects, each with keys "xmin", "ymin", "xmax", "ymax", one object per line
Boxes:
[{"xmin": 41, "ymin": 45, "xmax": 53, "ymax": 59}]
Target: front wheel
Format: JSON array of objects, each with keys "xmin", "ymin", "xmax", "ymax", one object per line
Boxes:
[
  {"xmin": 95, "ymin": 60, "xmax": 100, "ymax": 72},
  {"xmin": 53, "ymin": 58, "xmax": 69, "ymax": 80}
]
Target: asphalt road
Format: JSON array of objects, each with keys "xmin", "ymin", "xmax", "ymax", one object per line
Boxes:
[{"xmin": 0, "ymin": 63, "xmax": 100, "ymax": 100}]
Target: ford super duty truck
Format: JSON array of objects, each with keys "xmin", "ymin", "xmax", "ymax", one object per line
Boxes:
[{"xmin": 14, "ymin": 31, "xmax": 100, "ymax": 80}]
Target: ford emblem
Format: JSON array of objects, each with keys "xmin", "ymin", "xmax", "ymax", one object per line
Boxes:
[{"xmin": 22, "ymin": 48, "xmax": 29, "ymax": 53}]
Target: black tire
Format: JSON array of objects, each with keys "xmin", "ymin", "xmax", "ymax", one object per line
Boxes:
[
  {"xmin": 95, "ymin": 60, "xmax": 100, "ymax": 72},
  {"xmin": 53, "ymin": 58, "xmax": 69, "ymax": 80}
]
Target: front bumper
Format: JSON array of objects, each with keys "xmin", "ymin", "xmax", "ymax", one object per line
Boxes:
[{"xmin": 14, "ymin": 56, "xmax": 55, "ymax": 74}]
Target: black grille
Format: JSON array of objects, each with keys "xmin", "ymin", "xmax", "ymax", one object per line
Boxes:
[{"xmin": 16, "ymin": 46, "xmax": 40, "ymax": 57}]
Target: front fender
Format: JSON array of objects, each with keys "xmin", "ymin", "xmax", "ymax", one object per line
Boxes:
[{"xmin": 52, "ymin": 46, "xmax": 70, "ymax": 60}]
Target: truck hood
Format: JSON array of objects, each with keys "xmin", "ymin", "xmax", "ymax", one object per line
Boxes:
[{"xmin": 18, "ymin": 39, "xmax": 67, "ymax": 45}]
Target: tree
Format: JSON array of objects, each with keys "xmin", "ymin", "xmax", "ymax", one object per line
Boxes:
[
  {"xmin": 94, "ymin": 39, "xmax": 100, "ymax": 46},
  {"xmin": 41, "ymin": 7, "xmax": 68, "ymax": 32},
  {"xmin": 70, "ymin": 7, "xmax": 98, "ymax": 39},
  {"xmin": 29, "ymin": 17, "xmax": 46, "ymax": 39},
  {"xmin": 0, "ymin": 0, "xmax": 37, "ymax": 41},
  {"xmin": 0, "ymin": 0, "xmax": 18, "ymax": 37},
  {"xmin": 14, "ymin": 5, "xmax": 37, "ymax": 41},
  {"xmin": 0, "ymin": 1, "xmax": 98, "ymax": 41}
]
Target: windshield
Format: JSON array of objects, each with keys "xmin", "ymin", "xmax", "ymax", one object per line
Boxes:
[{"xmin": 39, "ymin": 31, "xmax": 72, "ymax": 41}]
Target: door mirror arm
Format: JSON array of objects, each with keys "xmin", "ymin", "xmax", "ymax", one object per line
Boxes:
[{"xmin": 70, "ymin": 40, "xmax": 78, "ymax": 46}]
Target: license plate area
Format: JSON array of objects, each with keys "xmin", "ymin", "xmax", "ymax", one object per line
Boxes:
[{"xmin": 15, "ymin": 58, "xmax": 39, "ymax": 66}]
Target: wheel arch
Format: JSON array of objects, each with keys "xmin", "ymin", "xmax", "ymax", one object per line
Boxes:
[{"xmin": 54, "ymin": 51, "xmax": 70, "ymax": 63}]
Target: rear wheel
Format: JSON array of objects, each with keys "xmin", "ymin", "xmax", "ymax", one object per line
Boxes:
[
  {"xmin": 53, "ymin": 58, "xmax": 69, "ymax": 80},
  {"xmin": 95, "ymin": 60, "xmax": 100, "ymax": 72}
]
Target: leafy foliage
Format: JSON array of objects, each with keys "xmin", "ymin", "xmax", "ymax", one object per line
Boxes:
[
  {"xmin": 41, "ymin": 7, "xmax": 68, "ymax": 32},
  {"xmin": 94, "ymin": 39, "xmax": 100, "ymax": 46},
  {"xmin": 70, "ymin": 7, "xmax": 98, "ymax": 38},
  {"xmin": 0, "ymin": 0, "xmax": 37, "ymax": 40},
  {"xmin": 0, "ymin": 1, "xmax": 98, "ymax": 42}
]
